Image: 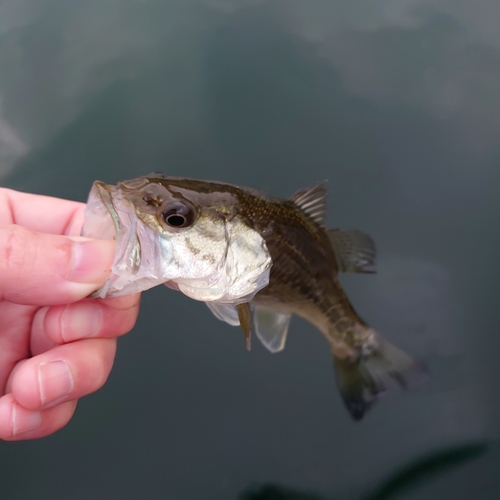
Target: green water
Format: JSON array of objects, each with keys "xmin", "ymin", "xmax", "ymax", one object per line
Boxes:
[{"xmin": 1, "ymin": 1, "xmax": 499, "ymax": 498}]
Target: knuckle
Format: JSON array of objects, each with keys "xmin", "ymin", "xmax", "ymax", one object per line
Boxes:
[{"xmin": 0, "ymin": 225, "xmax": 34, "ymax": 277}]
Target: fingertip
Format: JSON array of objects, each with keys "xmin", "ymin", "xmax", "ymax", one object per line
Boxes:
[
  {"xmin": 42, "ymin": 298, "xmax": 139, "ymax": 344},
  {"xmin": 100, "ymin": 293, "xmax": 141, "ymax": 311},
  {"xmin": 58, "ymin": 301, "xmax": 103, "ymax": 343},
  {"xmin": 11, "ymin": 400, "xmax": 42, "ymax": 438},
  {"xmin": 4, "ymin": 359, "xmax": 29, "ymax": 394},
  {"xmin": 0, "ymin": 394, "xmax": 14, "ymax": 437},
  {"xmin": 0, "ymin": 226, "xmax": 115, "ymax": 305},
  {"xmin": 12, "ymin": 339, "xmax": 117, "ymax": 411},
  {"xmin": 68, "ymin": 238, "xmax": 115, "ymax": 285},
  {"xmin": 0, "ymin": 394, "xmax": 77, "ymax": 441},
  {"xmin": 10, "ymin": 360, "xmax": 40, "ymax": 410}
]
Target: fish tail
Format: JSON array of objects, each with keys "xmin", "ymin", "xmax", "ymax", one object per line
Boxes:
[{"xmin": 332, "ymin": 329, "xmax": 428, "ymax": 421}]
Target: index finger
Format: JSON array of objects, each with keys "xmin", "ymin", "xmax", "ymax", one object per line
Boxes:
[{"xmin": 0, "ymin": 188, "xmax": 86, "ymax": 236}]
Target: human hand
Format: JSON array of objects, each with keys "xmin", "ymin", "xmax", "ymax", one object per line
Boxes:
[{"xmin": 0, "ymin": 188, "xmax": 140, "ymax": 440}]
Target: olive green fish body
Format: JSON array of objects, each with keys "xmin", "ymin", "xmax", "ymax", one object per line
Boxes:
[{"xmin": 83, "ymin": 174, "xmax": 427, "ymax": 421}]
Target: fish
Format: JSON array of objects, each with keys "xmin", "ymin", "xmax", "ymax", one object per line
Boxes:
[{"xmin": 82, "ymin": 174, "xmax": 427, "ymax": 420}]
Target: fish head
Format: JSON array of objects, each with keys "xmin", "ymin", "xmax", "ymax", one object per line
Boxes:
[{"xmin": 82, "ymin": 174, "xmax": 272, "ymax": 303}]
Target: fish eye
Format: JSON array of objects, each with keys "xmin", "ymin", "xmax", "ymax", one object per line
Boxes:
[{"xmin": 160, "ymin": 200, "xmax": 196, "ymax": 229}]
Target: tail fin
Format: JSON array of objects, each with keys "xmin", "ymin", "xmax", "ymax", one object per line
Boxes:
[{"xmin": 333, "ymin": 332, "xmax": 428, "ymax": 421}]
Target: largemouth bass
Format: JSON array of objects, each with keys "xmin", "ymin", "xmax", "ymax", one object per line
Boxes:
[{"xmin": 82, "ymin": 174, "xmax": 427, "ymax": 420}]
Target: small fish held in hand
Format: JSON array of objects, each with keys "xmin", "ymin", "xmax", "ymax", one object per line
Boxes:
[{"xmin": 82, "ymin": 174, "xmax": 427, "ymax": 420}]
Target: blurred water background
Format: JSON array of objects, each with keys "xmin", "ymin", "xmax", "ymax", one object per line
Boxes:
[{"xmin": 0, "ymin": 1, "xmax": 499, "ymax": 498}]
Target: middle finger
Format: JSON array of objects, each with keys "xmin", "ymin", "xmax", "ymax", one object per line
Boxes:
[{"xmin": 31, "ymin": 293, "xmax": 141, "ymax": 355}]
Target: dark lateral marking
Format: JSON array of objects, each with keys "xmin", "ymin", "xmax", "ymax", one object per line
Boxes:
[{"xmin": 201, "ymin": 253, "xmax": 216, "ymax": 264}]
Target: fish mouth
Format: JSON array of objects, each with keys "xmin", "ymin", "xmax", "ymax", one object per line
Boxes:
[
  {"xmin": 81, "ymin": 181, "xmax": 160, "ymax": 298},
  {"xmin": 87, "ymin": 182, "xmax": 123, "ymax": 241}
]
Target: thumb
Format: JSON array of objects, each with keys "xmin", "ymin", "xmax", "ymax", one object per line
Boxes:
[{"xmin": 0, "ymin": 225, "xmax": 115, "ymax": 306}]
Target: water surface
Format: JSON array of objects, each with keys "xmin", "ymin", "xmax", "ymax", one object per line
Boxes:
[{"xmin": 1, "ymin": 1, "xmax": 499, "ymax": 498}]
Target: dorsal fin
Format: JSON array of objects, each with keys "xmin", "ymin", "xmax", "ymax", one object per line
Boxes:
[{"xmin": 289, "ymin": 182, "xmax": 328, "ymax": 225}]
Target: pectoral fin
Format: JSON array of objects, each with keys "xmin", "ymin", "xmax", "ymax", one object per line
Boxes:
[
  {"xmin": 252, "ymin": 305, "xmax": 291, "ymax": 353},
  {"xmin": 236, "ymin": 303, "xmax": 252, "ymax": 351},
  {"xmin": 205, "ymin": 302, "xmax": 240, "ymax": 326},
  {"xmin": 327, "ymin": 229, "xmax": 376, "ymax": 274}
]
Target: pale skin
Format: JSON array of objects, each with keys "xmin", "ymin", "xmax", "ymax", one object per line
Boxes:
[{"xmin": 0, "ymin": 188, "xmax": 140, "ymax": 440}]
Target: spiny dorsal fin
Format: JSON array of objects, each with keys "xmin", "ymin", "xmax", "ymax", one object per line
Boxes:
[
  {"xmin": 327, "ymin": 229, "xmax": 377, "ymax": 274},
  {"xmin": 289, "ymin": 182, "xmax": 328, "ymax": 226}
]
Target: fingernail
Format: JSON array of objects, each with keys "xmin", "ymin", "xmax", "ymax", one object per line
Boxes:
[
  {"xmin": 69, "ymin": 238, "xmax": 115, "ymax": 284},
  {"xmin": 61, "ymin": 302, "xmax": 103, "ymax": 342},
  {"xmin": 12, "ymin": 402, "xmax": 42, "ymax": 437},
  {"xmin": 38, "ymin": 360, "xmax": 74, "ymax": 408}
]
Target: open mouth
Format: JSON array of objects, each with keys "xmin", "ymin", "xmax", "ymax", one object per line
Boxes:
[
  {"xmin": 81, "ymin": 181, "xmax": 144, "ymax": 298},
  {"xmin": 82, "ymin": 181, "xmax": 122, "ymax": 241}
]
